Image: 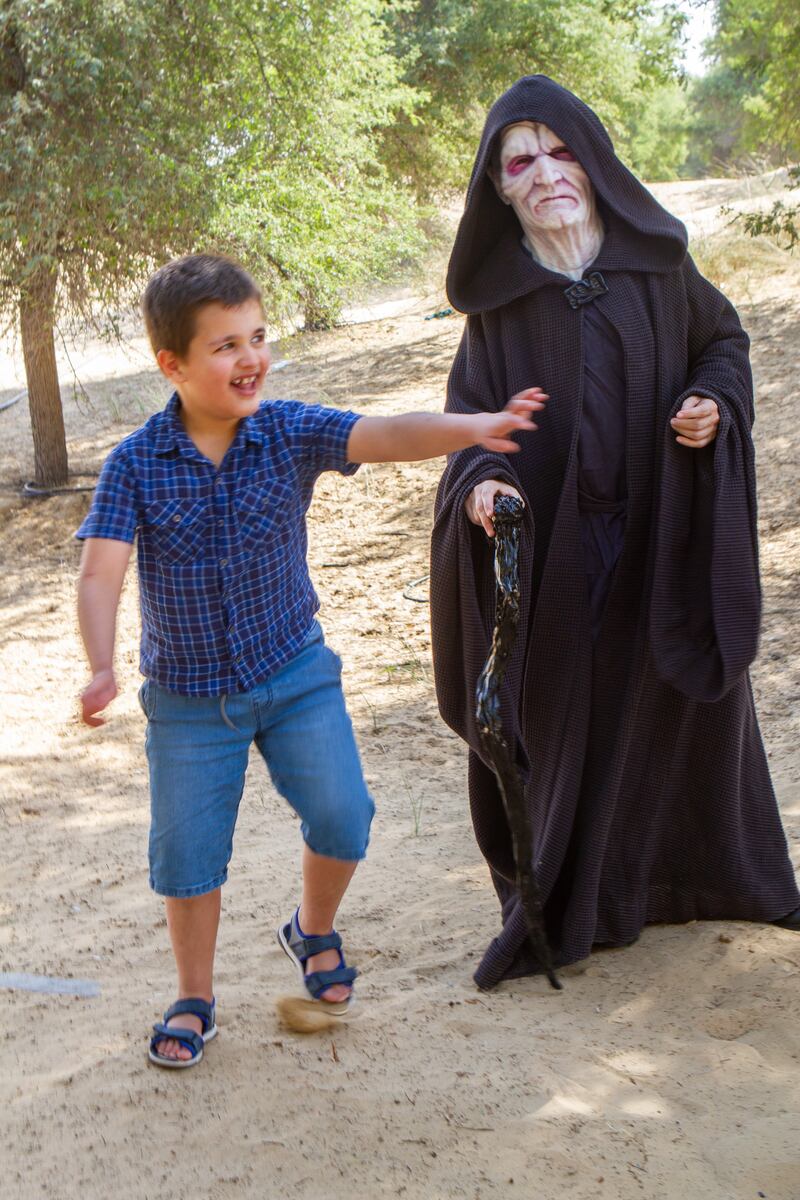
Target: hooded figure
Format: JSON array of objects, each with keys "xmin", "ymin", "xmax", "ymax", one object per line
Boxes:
[{"xmin": 431, "ymin": 76, "xmax": 800, "ymax": 988}]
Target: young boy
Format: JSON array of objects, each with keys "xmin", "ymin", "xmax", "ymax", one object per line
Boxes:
[{"xmin": 77, "ymin": 253, "xmax": 545, "ymax": 1069}]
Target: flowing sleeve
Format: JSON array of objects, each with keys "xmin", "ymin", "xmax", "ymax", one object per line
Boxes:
[
  {"xmin": 650, "ymin": 259, "xmax": 760, "ymax": 702},
  {"xmin": 430, "ymin": 317, "xmax": 534, "ymax": 749}
]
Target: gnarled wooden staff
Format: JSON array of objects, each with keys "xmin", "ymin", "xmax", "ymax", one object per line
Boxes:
[{"xmin": 475, "ymin": 494, "xmax": 562, "ymax": 990}]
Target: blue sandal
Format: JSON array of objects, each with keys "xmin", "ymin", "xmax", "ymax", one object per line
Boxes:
[
  {"xmin": 149, "ymin": 997, "xmax": 217, "ymax": 1069},
  {"xmin": 277, "ymin": 909, "xmax": 357, "ymax": 1015}
]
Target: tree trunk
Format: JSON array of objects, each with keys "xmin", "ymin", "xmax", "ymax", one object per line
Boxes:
[
  {"xmin": 302, "ymin": 290, "xmax": 335, "ymax": 332},
  {"xmin": 19, "ymin": 265, "xmax": 68, "ymax": 488}
]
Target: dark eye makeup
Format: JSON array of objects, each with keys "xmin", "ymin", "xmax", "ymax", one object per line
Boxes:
[{"xmin": 505, "ymin": 146, "xmax": 576, "ymax": 174}]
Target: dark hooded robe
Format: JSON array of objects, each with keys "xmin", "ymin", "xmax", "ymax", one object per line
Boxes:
[{"xmin": 430, "ymin": 76, "xmax": 799, "ymax": 988}]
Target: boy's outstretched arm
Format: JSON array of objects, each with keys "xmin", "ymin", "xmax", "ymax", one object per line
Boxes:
[
  {"xmin": 77, "ymin": 537, "xmax": 133, "ymax": 726},
  {"xmin": 346, "ymin": 388, "xmax": 547, "ymax": 464}
]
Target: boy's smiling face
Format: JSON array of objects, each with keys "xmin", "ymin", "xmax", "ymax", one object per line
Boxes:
[{"xmin": 157, "ymin": 298, "xmax": 271, "ymax": 428}]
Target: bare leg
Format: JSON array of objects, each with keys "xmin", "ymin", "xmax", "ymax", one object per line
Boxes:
[
  {"xmin": 153, "ymin": 888, "xmax": 221, "ymax": 1061},
  {"xmin": 298, "ymin": 846, "xmax": 358, "ymax": 1003}
]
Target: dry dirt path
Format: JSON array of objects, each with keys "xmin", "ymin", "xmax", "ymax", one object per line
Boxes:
[{"xmin": 0, "ymin": 186, "xmax": 799, "ymax": 1199}]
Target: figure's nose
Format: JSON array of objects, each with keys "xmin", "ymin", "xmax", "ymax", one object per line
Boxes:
[{"xmin": 533, "ymin": 154, "xmax": 561, "ymax": 186}]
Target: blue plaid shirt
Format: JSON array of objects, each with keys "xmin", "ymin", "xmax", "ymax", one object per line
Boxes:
[{"xmin": 77, "ymin": 393, "xmax": 360, "ymax": 695}]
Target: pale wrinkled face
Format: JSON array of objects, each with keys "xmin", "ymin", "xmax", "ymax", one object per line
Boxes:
[{"xmin": 491, "ymin": 122, "xmax": 594, "ymax": 233}]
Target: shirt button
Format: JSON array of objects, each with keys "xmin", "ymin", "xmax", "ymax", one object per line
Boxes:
[
  {"xmin": 220, "ymin": 557, "xmax": 229, "ymax": 567},
  {"xmin": 217, "ymin": 519, "xmax": 224, "ymax": 527},
  {"xmin": 171, "ymin": 514, "xmax": 181, "ymax": 523}
]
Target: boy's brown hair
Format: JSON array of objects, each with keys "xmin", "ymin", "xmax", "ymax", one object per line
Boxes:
[{"xmin": 142, "ymin": 253, "xmax": 262, "ymax": 357}]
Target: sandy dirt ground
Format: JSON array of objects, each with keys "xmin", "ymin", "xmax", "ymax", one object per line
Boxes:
[{"xmin": 1, "ymin": 181, "xmax": 799, "ymax": 1200}]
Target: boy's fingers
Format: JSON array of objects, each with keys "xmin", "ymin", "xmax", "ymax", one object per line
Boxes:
[
  {"xmin": 507, "ymin": 402, "xmax": 545, "ymax": 415},
  {"xmin": 506, "ymin": 390, "xmax": 548, "ymax": 412},
  {"xmin": 511, "ymin": 387, "xmax": 548, "ymax": 399},
  {"xmin": 498, "ymin": 414, "xmax": 538, "ymax": 433},
  {"xmin": 80, "ymin": 695, "xmax": 107, "ymax": 726},
  {"xmin": 80, "ymin": 674, "xmax": 117, "ymax": 726}
]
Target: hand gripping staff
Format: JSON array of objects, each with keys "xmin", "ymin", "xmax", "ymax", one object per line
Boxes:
[{"xmin": 474, "ymin": 495, "xmax": 562, "ymax": 990}]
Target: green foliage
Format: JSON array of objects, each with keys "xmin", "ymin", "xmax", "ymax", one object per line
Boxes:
[
  {"xmin": 685, "ymin": 0, "xmax": 800, "ymax": 174},
  {"xmin": 381, "ymin": 0, "xmax": 688, "ymax": 198},
  {"xmin": 0, "ymin": 0, "xmax": 235, "ymax": 314},
  {"xmin": 625, "ymin": 81, "xmax": 690, "ymax": 181},
  {"xmin": 683, "ymin": 1, "xmax": 800, "ymax": 247},
  {"xmin": 684, "ymin": 65, "xmax": 752, "ymax": 176},
  {"xmin": 711, "ymin": 0, "xmax": 800, "ymax": 160},
  {"xmin": 210, "ymin": 0, "xmax": 425, "ymax": 326},
  {"xmin": 729, "ymin": 167, "xmax": 800, "ymax": 251},
  {"xmin": 0, "ymin": 0, "xmax": 424, "ymax": 331}
]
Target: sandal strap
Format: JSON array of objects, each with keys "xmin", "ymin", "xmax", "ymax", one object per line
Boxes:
[
  {"xmin": 291, "ymin": 931, "xmax": 343, "ymax": 961},
  {"xmin": 150, "ymin": 1023, "xmax": 204, "ymax": 1058},
  {"xmin": 304, "ymin": 966, "xmax": 357, "ymax": 999},
  {"xmin": 162, "ymin": 997, "xmax": 215, "ymax": 1032}
]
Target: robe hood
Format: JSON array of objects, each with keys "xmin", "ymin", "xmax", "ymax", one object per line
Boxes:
[{"xmin": 447, "ymin": 75, "xmax": 689, "ymax": 314}]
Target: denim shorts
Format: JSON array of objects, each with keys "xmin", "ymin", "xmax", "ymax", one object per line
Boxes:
[{"xmin": 140, "ymin": 622, "xmax": 375, "ymax": 898}]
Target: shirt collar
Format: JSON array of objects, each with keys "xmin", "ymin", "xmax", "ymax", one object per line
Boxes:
[{"xmin": 153, "ymin": 392, "xmax": 266, "ymax": 456}]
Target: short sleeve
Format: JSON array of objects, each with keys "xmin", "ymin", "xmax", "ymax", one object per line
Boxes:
[
  {"xmin": 280, "ymin": 402, "xmax": 361, "ymax": 482},
  {"xmin": 75, "ymin": 448, "xmax": 139, "ymax": 543}
]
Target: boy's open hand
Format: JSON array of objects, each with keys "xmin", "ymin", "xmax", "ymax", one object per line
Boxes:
[
  {"xmin": 346, "ymin": 386, "xmax": 547, "ymax": 463},
  {"xmin": 473, "ymin": 388, "xmax": 548, "ymax": 453},
  {"xmin": 80, "ymin": 668, "xmax": 118, "ymax": 727}
]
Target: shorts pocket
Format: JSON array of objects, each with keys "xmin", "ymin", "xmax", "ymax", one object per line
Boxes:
[{"xmin": 138, "ymin": 679, "xmax": 158, "ymax": 720}]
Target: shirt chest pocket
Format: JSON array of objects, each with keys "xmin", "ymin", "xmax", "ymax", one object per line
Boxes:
[
  {"xmin": 144, "ymin": 497, "xmax": 210, "ymax": 566},
  {"xmin": 234, "ymin": 480, "xmax": 295, "ymax": 555}
]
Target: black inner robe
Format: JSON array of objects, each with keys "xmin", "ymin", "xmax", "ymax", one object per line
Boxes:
[{"xmin": 576, "ymin": 299, "xmax": 627, "ymax": 640}]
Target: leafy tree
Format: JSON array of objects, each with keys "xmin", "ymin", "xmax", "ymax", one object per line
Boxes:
[
  {"xmin": 381, "ymin": 0, "xmax": 688, "ymax": 197},
  {"xmin": 694, "ymin": 0, "xmax": 800, "ymax": 246},
  {"xmin": 736, "ymin": 166, "xmax": 800, "ymax": 250},
  {"xmin": 684, "ymin": 64, "xmax": 753, "ymax": 176},
  {"xmin": 625, "ymin": 81, "xmax": 691, "ymax": 181},
  {"xmin": 0, "ymin": 0, "xmax": 237, "ymax": 485},
  {"xmin": 0, "ymin": 0, "xmax": 422, "ymax": 486},
  {"xmin": 210, "ymin": 0, "xmax": 423, "ymax": 331},
  {"xmin": 711, "ymin": 0, "xmax": 800, "ymax": 160}
]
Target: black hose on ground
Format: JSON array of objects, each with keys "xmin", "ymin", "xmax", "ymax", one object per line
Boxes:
[{"xmin": 22, "ymin": 480, "xmax": 96, "ymax": 496}]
